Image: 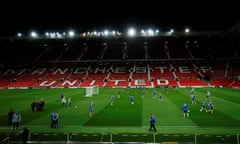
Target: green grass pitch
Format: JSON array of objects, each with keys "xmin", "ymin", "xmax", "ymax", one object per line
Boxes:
[{"xmin": 0, "ymin": 87, "xmax": 240, "ymax": 142}]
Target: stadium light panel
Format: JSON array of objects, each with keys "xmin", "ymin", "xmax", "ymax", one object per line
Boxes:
[
  {"xmin": 30, "ymin": 31, "xmax": 38, "ymax": 38},
  {"xmin": 68, "ymin": 30, "xmax": 75, "ymax": 37},
  {"xmin": 112, "ymin": 30, "xmax": 116, "ymax": 35},
  {"xmin": 127, "ymin": 28, "xmax": 136, "ymax": 37},
  {"xmin": 148, "ymin": 29, "xmax": 154, "ymax": 36},
  {"xmin": 104, "ymin": 30, "xmax": 109, "ymax": 36},
  {"xmin": 185, "ymin": 28, "xmax": 190, "ymax": 33},
  {"xmin": 45, "ymin": 32, "xmax": 49, "ymax": 37},
  {"xmin": 17, "ymin": 32, "xmax": 22, "ymax": 37}
]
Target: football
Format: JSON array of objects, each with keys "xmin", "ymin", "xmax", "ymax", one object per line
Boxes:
[{"xmin": 75, "ymin": 105, "xmax": 78, "ymax": 108}]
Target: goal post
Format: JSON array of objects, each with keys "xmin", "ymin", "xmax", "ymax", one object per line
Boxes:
[{"xmin": 85, "ymin": 86, "xmax": 99, "ymax": 97}]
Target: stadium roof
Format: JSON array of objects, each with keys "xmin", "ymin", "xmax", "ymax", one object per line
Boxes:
[{"xmin": 0, "ymin": 1, "xmax": 239, "ymax": 36}]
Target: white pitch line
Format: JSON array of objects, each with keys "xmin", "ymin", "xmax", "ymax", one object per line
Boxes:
[
  {"xmin": 144, "ymin": 126, "xmax": 198, "ymax": 128},
  {"xmin": 212, "ymin": 96, "xmax": 240, "ymax": 105}
]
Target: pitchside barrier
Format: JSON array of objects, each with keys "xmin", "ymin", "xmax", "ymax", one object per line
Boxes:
[
  {"xmin": 1, "ymin": 136, "xmax": 10, "ymax": 144},
  {"xmin": 1, "ymin": 132, "xmax": 239, "ymax": 144}
]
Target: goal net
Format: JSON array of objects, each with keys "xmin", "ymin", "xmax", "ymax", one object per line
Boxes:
[{"xmin": 85, "ymin": 87, "xmax": 99, "ymax": 97}]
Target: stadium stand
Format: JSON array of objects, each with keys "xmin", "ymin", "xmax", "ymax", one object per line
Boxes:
[
  {"xmin": 0, "ymin": 27, "xmax": 240, "ymax": 144},
  {"xmin": 0, "ymin": 32, "xmax": 239, "ymax": 89}
]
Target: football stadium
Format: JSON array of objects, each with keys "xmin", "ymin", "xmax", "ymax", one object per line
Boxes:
[{"xmin": 0, "ymin": 24, "xmax": 240, "ymax": 144}]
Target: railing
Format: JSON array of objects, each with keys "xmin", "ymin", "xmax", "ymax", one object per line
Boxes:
[
  {"xmin": 1, "ymin": 136, "xmax": 10, "ymax": 144},
  {"xmin": 1, "ymin": 133, "xmax": 239, "ymax": 144}
]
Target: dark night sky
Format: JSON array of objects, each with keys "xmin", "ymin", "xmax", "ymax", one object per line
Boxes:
[{"xmin": 0, "ymin": 0, "xmax": 239, "ymax": 35}]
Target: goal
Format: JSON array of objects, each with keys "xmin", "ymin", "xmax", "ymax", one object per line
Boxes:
[{"xmin": 85, "ymin": 87, "xmax": 99, "ymax": 97}]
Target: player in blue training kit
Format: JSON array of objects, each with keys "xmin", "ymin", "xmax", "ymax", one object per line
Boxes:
[
  {"xmin": 200, "ymin": 100, "xmax": 207, "ymax": 112},
  {"xmin": 130, "ymin": 95, "xmax": 134, "ymax": 104},
  {"xmin": 191, "ymin": 94, "xmax": 196, "ymax": 104},
  {"xmin": 110, "ymin": 95, "xmax": 114, "ymax": 106},
  {"xmin": 141, "ymin": 90, "xmax": 145, "ymax": 99},
  {"xmin": 182, "ymin": 103, "xmax": 189, "ymax": 118},
  {"xmin": 89, "ymin": 102, "xmax": 93, "ymax": 117},
  {"xmin": 159, "ymin": 93, "xmax": 163, "ymax": 101},
  {"xmin": 208, "ymin": 101, "xmax": 214, "ymax": 114},
  {"xmin": 153, "ymin": 90, "xmax": 157, "ymax": 98},
  {"xmin": 149, "ymin": 113, "xmax": 157, "ymax": 132}
]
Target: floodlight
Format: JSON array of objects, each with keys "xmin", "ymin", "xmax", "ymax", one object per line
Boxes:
[
  {"xmin": 185, "ymin": 28, "xmax": 190, "ymax": 33},
  {"xmin": 30, "ymin": 31, "xmax": 38, "ymax": 38},
  {"xmin": 68, "ymin": 30, "xmax": 75, "ymax": 37},
  {"xmin": 17, "ymin": 33, "xmax": 22, "ymax": 37},
  {"xmin": 127, "ymin": 28, "xmax": 136, "ymax": 37}
]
